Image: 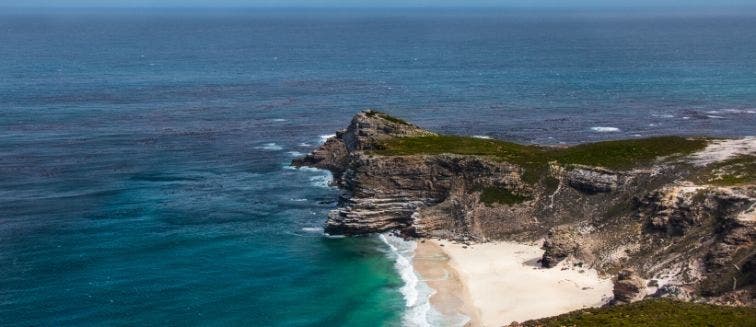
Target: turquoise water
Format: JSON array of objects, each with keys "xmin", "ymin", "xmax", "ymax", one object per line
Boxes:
[{"xmin": 1, "ymin": 9, "xmax": 755, "ymax": 326}]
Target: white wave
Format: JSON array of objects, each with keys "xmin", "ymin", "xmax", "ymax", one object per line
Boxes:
[
  {"xmin": 380, "ymin": 234, "xmax": 419, "ymax": 307},
  {"xmin": 271, "ymin": 118, "xmax": 287, "ymax": 122},
  {"xmin": 282, "ymin": 165, "xmax": 321, "ymax": 172},
  {"xmin": 290, "ymin": 198, "xmax": 307, "ymax": 202},
  {"xmin": 319, "ymin": 134, "xmax": 336, "ymax": 144},
  {"xmin": 323, "ymin": 233, "xmax": 346, "ymax": 239},
  {"xmin": 472, "ymin": 135, "xmax": 492, "ymax": 139},
  {"xmin": 298, "ymin": 142, "xmax": 312, "ymax": 147},
  {"xmin": 287, "ymin": 151, "xmax": 304, "ymax": 157},
  {"xmin": 379, "ymin": 234, "xmax": 447, "ymax": 327},
  {"xmin": 301, "ymin": 227, "xmax": 324, "ymax": 233},
  {"xmin": 682, "ymin": 116, "xmax": 690, "ymax": 120},
  {"xmin": 590, "ymin": 126, "xmax": 620, "ymax": 132},
  {"xmin": 706, "ymin": 109, "xmax": 756, "ymax": 114},
  {"xmin": 652, "ymin": 114, "xmax": 675, "ymax": 118},
  {"xmin": 706, "ymin": 115, "xmax": 725, "ymax": 119},
  {"xmin": 285, "ymin": 165, "xmax": 336, "ymax": 188},
  {"xmin": 309, "ymin": 172, "xmax": 334, "ymax": 188},
  {"xmin": 255, "ymin": 143, "xmax": 283, "ymax": 151}
]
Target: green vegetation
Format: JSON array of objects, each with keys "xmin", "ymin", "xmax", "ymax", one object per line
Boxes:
[
  {"xmin": 374, "ymin": 135, "xmax": 543, "ymax": 163},
  {"xmin": 373, "ymin": 135, "xmax": 548, "ymax": 183},
  {"xmin": 479, "ymin": 187, "xmax": 531, "ymax": 206},
  {"xmin": 555, "ymin": 136, "xmax": 708, "ymax": 170},
  {"xmin": 365, "ymin": 110, "xmax": 410, "ymax": 125},
  {"xmin": 518, "ymin": 299, "xmax": 756, "ymax": 327},
  {"xmin": 695, "ymin": 155, "xmax": 755, "ymax": 186},
  {"xmin": 543, "ymin": 176, "xmax": 560, "ymax": 193},
  {"xmin": 372, "ymin": 135, "xmax": 708, "ymax": 183}
]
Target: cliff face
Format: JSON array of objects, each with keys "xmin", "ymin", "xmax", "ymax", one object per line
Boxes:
[{"xmin": 293, "ymin": 110, "xmax": 755, "ymax": 305}]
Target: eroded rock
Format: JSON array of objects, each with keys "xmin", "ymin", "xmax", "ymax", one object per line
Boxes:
[
  {"xmin": 612, "ymin": 268, "xmax": 646, "ymax": 304},
  {"xmin": 567, "ymin": 166, "xmax": 625, "ymax": 194},
  {"xmin": 291, "ymin": 132, "xmax": 349, "ymax": 177},
  {"xmin": 341, "ymin": 109, "xmax": 434, "ymax": 151},
  {"xmin": 541, "ymin": 225, "xmax": 581, "ymax": 268}
]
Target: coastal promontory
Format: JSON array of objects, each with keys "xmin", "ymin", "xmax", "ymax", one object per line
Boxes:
[{"xmin": 294, "ymin": 110, "xmax": 755, "ymax": 320}]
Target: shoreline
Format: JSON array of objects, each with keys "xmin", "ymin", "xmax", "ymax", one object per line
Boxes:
[
  {"xmin": 413, "ymin": 240, "xmax": 481, "ymax": 327},
  {"xmin": 414, "ymin": 239, "xmax": 614, "ymax": 326}
]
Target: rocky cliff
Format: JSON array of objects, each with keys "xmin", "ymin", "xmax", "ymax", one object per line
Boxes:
[{"xmin": 293, "ymin": 110, "xmax": 756, "ymax": 306}]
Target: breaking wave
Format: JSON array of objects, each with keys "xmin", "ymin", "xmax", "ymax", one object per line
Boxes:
[
  {"xmin": 590, "ymin": 126, "xmax": 620, "ymax": 132},
  {"xmin": 319, "ymin": 134, "xmax": 336, "ymax": 144},
  {"xmin": 255, "ymin": 143, "xmax": 283, "ymax": 151},
  {"xmin": 379, "ymin": 234, "xmax": 446, "ymax": 327}
]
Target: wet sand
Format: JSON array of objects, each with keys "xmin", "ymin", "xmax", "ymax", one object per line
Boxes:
[{"xmin": 413, "ymin": 240, "xmax": 481, "ymax": 326}]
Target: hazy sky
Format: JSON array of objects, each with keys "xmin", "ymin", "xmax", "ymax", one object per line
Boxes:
[{"xmin": 2, "ymin": 0, "xmax": 755, "ymax": 9}]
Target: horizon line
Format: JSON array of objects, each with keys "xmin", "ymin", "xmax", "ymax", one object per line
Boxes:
[{"xmin": 3, "ymin": 5, "xmax": 756, "ymax": 11}]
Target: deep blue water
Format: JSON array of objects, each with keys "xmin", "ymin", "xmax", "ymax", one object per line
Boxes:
[{"xmin": 1, "ymin": 9, "xmax": 755, "ymax": 326}]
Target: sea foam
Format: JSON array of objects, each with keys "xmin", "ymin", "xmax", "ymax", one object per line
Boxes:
[
  {"xmin": 283, "ymin": 165, "xmax": 321, "ymax": 172},
  {"xmin": 379, "ymin": 234, "xmax": 445, "ymax": 327},
  {"xmin": 309, "ymin": 173, "xmax": 333, "ymax": 188},
  {"xmin": 283, "ymin": 164, "xmax": 334, "ymax": 188},
  {"xmin": 301, "ymin": 227, "xmax": 324, "ymax": 233},
  {"xmin": 706, "ymin": 109, "xmax": 756, "ymax": 114},
  {"xmin": 287, "ymin": 151, "xmax": 304, "ymax": 157},
  {"xmin": 319, "ymin": 134, "xmax": 336, "ymax": 144},
  {"xmin": 590, "ymin": 126, "xmax": 620, "ymax": 133},
  {"xmin": 255, "ymin": 143, "xmax": 283, "ymax": 151}
]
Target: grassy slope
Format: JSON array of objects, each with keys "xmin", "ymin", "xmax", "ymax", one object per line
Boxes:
[
  {"xmin": 374, "ymin": 135, "xmax": 707, "ymax": 169},
  {"xmin": 694, "ymin": 154, "xmax": 756, "ymax": 186},
  {"xmin": 516, "ymin": 299, "xmax": 756, "ymax": 327},
  {"xmin": 373, "ymin": 134, "xmax": 708, "ymax": 184},
  {"xmin": 556, "ymin": 136, "xmax": 708, "ymax": 169}
]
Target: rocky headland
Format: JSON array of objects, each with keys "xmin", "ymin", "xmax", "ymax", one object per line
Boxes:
[{"xmin": 293, "ymin": 110, "xmax": 756, "ymax": 312}]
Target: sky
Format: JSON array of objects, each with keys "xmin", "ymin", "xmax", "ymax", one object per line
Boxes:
[{"xmin": 1, "ymin": 0, "xmax": 755, "ymax": 9}]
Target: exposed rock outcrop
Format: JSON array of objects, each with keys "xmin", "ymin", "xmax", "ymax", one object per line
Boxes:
[
  {"xmin": 326, "ymin": 152, "xmax": 537, "ymax": 236},
  {"xmin": 612, "ymin": 268, "xmax": 647, "ymax": 304},
  {"xmin": 636, "ymin": 185, "xmax": 705, "ymax": 236},
  {"xmin": 567, "ymin": 166, "xmax": 626, "ymax": 194},
  {"xmin": 341, "ymin": 110, "xmax": 434, "ymax": 151},
  {"xmin": 541, "ymin": 225, "xmax": 582, "ymax": 268},
  {"xmin": 292, "ymin": 132, "xmax": 350, "ymax": 178}
]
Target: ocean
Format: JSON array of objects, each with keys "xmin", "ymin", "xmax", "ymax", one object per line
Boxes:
[{"xmin": 1, "ymin": 8, "xmax": 755, "ymax": 326}]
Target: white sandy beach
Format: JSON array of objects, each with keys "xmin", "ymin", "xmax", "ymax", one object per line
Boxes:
[{"xmin": 415, "ymin": 240, "xmax": 613, "ymax": 327}]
